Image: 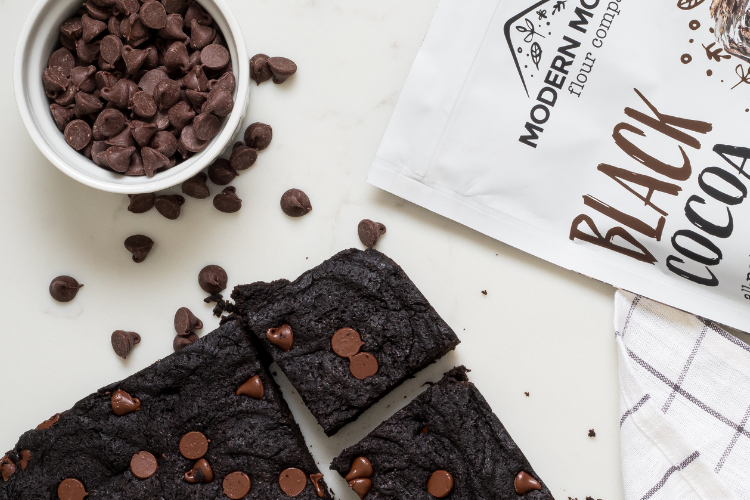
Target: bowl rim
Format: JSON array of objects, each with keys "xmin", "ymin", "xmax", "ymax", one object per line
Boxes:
[{"xmin": 13, "ymin": 0, "xmax": 249, "ymax": 194}]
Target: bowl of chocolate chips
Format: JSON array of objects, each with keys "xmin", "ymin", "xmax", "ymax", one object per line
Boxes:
[{"xmin": 14, "ymin": 0, "xmax": 249, "ymax": 194}]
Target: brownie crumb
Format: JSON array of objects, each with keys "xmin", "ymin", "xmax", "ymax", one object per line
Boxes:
[
  {"xmin": 481, "ymin": 290, "xmax": 488, "ymax": 295},
  {"xmin": 588, "ymin": 429, "xmax": 596, "ymax": 437},
  {"xmin": 524, "ymin": 392, "xmax": 530, "ymax": 397}
]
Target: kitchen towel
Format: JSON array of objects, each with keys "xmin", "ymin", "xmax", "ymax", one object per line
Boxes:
[{"xmin": 616, "ymin": 290, "xmax": 750, "ymax": 500}]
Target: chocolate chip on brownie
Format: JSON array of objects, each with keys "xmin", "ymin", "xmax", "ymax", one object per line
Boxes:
[
  {"xmin": 280, "ymin": 188, "xmax": 312, "ymax": 217},
  {"xmin": 427, "ymin": 470, "xmax": 454, "ymax": 498},
  {"xmin": 130, "ymin": 451, "xmax": 158, "ymax": 479},
  {"xmin": 223, "ymin": 471, "xmax": 251, "ymax": 499},
  {"xmin": 49, "ymin": 275, "xmax": 84, "ymax": 303},
  {"xmin": 184, "ymin": 458, "xmax": 213, "ymax": 483},
  {"xmin": 110, "ymin": 389, "xmax": 141, "ymax": 416},
  {"xmin": 57, "ymin": 478, "xmax": 87, "ymax": 500},
  {"xmin": 514, "ymin": 471, "xmax": 543, "ymax": 494},
  {"xmin": 179, "ymin": 432, "xmax": 209, "ymax": 460},
  {"xmin": 279, "ymin": 468, "xmax": 307, "ymax": 496},
  {"xmin": 266, "ymin": 324, "xmax": 294, "ymax": 351},
  {"xmin": 123, "ymin": 235, "xmax": 154, "ymax": 263},
  {"xmin": 236, "ymin": 375, "xmax": 264, "ymax": 399},
  {"xmin": 111, "ymin": 330, "xmax": 141, "ymax": 359}
]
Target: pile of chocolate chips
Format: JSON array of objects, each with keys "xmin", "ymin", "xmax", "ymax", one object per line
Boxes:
[{"xmin": 44, "ymin": 0, "xmax": 235, "ymax": 177}]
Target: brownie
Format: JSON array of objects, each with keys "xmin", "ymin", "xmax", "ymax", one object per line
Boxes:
[
  {"xmin": 331, "ymin": 367, "xmax": 555, "ymax": 499},
  {"xmin": 0, "ymin": 321, "xmax": 332, "ymax": 500},
  {"xmin": 231, "ymin": 249, "xmax": 460, "ymax": 436}
]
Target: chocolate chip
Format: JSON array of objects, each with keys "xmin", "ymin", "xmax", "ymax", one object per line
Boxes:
[
  {"xmin": 179, "ymin": 431, "xmax": 209, "ymax": 460},
  {"xmin": 50, "ymin": 104, "xmax": 76, "ymax": 131},
  {"xmin": 57, "ymin": 478, "xmax": 87, "ymax": 500},
  {"xmin": 198, "ymin": 265, "xmax": 227, "ymax": 293},
  {"xmin": 150, "ymin": 131, "xmax": 178, "ymax": 157},
  {"xmin": 111, "ymin": 389, "xmax": 141, "ymax": 415},
  {"xmin": 163, "ymin": 0, "xmax": 189, "ymax": 14},
  {"xmin": 229, "ymin": 143, "xmax": 258, "ymax": 171},
  {"xmin": 123, "ymin": 45, "xmax": 149, "ymax": 74},
  {"xmin": 201, "ymin": 44, "xmax": 229, "ymax": 70},
  {"xmin": 249, "ymin": 54, "xmax": 272, "ymax": 85},
  {"xmin": 223, "ymin": 471, "xmax": 252, "ymax": 499},
  {"xmin": 92, "ymin": 108, "xmax": 127, "ymax": 138},
  {"xmin": 173, "ymin": 333, "xmax": 199, "ymax": 351},
  {"xmin": 193, "ymin": 112, "xmax": 221, "ymax": 141},
  {"xmin": 266, "ymin": 324, "xmax": 293, "ymax": 351},
  {"xmin": 268, "ymin": 57, "xmax": 297, "ymax": 84},
  {"xmin": 427, "ymin": 470, "xmax": 453, "ymax": 498},
  {"xmin": 154, "ymin": 79, "xmax": 181, "ymax": 110},
  {"xmin": 130, "ymin": 451, "xmax": 158, "ymax": 479},
  {"xmin": 140, "ymin": 1, "xmax": 168, "ymax": 29},
  {"xmin": 81, "ymin": 14, "xmax": 106, "ymax": 43},
  {"xmin": 202, "ymin": 88, "xmax": 234, "ymax": 116},
  {"xmin": 183, "ymin": 65, "xmax": 209, "ymax": 92},
  {"xmin": 124, "ymin": 235, "xmax": 154, "ymax": 263},
  {"xmin": 114, "ymin": 0, "xmax": 140, "ymax": 17},
  {"xmin": 70, "ymin": 66, "xmax": 96, "ymax": 93},
  {"xmin": 0, "ymin": 456, "xmax": 15, "ymax": 482},
  {"xmin": 310, "ymin": 473, "xmax": 325, "ymax": 498},
  {"xmin": 182, "ymin": 172, "xmax": 210, "ymax": 199},
  {"xmin": 174, "ymin": 307, "xmax": 203, "ymax": 335},
  {"xmin": 279, "ymin": 468, "xmax": 306, "ymax": 496},
  {"xmin": 60, "ymin": 18, "xmax": 84, "ymax": 41},
  {"xmin": 100, "ymin": 35, "xmax": 123, "ymax": 64},
  {"xmin": 138, "ymin": 69, "xmax": 170, "ymax": 96},
  {"xmin": 588, "ymin": 428, "xmax": 596, "ymax": 437},
  {"xmin": 102, "ymin": 146, "xmax": 136, "ymax": 173},
  {"xmin": 190, "ymin": 19, "xmax": 215, "ymax": 50},
  {"xmin": 179, "ymin": 125, "xmax": 209, "ymax": 153},
  {"xmin": 348, "ymin": 478, "xmax": 372, "ymax": 499},
  {"xmin": 213, "ymin": 186, "xmax": 242, "ymax": 213},
  {"xmin": 102, "ymin": 79, "xmax": 137, "ymax": 108},
  {"xmin": 349, "ymin": 352, "xmax": 379, "ymax": 380},
  {"xmin": 207, "ymin": 158, "xmax": 237, "ymax": 185},
  {"xmin": 235, "ymin": 375, "xmax": 264, "ymax": 399},
  {"xmin": 185, "ymin": 458, "xmax": 213, "ymax": 483},
  {"xmin": 158, "ymin": 13, "xmax": 189, "ymax": 40},
  {"xmin": 18, "ymin": 451, "xmax": 31, "ymax": 471},
  {"xmin": 49, "ymin": 48, "xmax": 76, "ymax": 77},
  {"xmin": 168, "ymin": 100, "xmax": 195, "ymax": 130},
  {"xmin": 154, "ymin": 194, "xmax": 184, "ymax": 219},
  {"xmin": 74, "ymin": 91, "xmax": 103, "ymax": 117},
  {"xmin": 514, "ymin": 471, "xmax": 542, "ymax": 494},
  {"xmin": 105, "ymin": 128, "xmax": 134, "ymax": 149},
  {"xmin": 131, "ymin": 91, "xmax": 158, "ymax": 118},
  {"xmin": 331, "ymin": 328, "xmax": 365, "ymax": 358},
  {"xmin": 64, "ymin": 120, "xmax": 92, "ymax": 150},
  {"xmin": 210, "ymin": 71, "xmax": 236, "ymax": 93},
  {"xmin": 49, "ymin": 275, "xmax": 83, "ymax": 302},
  {"xmin": 345, "ymin": 457, "xmax": 373, "ymax": 481},
  {"xmin": 42, "ymin": 67, "xmax": 68, "ymax": 98},
  {"xmin": 358, "ymin": 219, "xmax": 387, "ymax": 249},
  {"xmin": 184, "ymin": 2, "xmax": 212, "ymax": 28},
  {"xmin": 422, "ymin": 425, "xmax": 429, "ymax": 433},
  {"xmin": 37, "ymin": 413, "xmax": 60, "ymax": 430},
  {"xmin": 280, "ymin": 189, "xmax": 312, "ymax": 217},
  {"xmin": 243, "ymin": 122, "xmax": 272, "ymax": 150},
  {"xmin": 131, "ymin": 121, "xmax": 159, "ymax": 148},
  {"xmin": 127, "ymin": 193, "xmax": 155, "ymax": 213},
  {"xmin": 111, "ymin": 330, "xmax": 141, "ymax": 359}
]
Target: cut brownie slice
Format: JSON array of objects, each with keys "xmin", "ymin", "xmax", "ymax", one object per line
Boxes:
[
  {"xmin": 232, "ymin": 249, "xmax": 460, "ymax": 436},
  {"xmin": 331, "ymin": 367, "xmax": 555, "ymax": 499},
  {"xmin": 0, "ymin": 321, "xmax": 332, "ymax": 500}
]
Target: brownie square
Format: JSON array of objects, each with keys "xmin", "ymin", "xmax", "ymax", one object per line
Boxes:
[
  {"xmin": 0, "ymin": 321, "xmax": 332, "ymax": 500},
  {"xmin": 231, "ymin": 248, "xmax": 460, "ymax": 436},
  {"xmin": 331, "ymin": 367, "xmax": 555, "ymax": 499}
]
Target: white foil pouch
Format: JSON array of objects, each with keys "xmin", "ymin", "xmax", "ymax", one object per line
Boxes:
[{"xmin": 370, "ymin": 0, "xmax": 750, "ymax": 331}]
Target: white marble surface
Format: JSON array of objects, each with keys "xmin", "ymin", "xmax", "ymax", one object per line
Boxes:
[{"xmin": 0, "ymin": 1, "xmax": 622, "ymax": 498}]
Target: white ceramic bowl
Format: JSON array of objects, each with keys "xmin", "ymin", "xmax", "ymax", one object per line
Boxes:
[{"xmin": 14, "ymin": 0, "xmax": 249, "ymax": 194}]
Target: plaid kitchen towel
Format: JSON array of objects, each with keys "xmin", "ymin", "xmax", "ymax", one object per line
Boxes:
[{"xmin": 616, "ymin": 290, "xmax": 750, "ymax": 500}]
